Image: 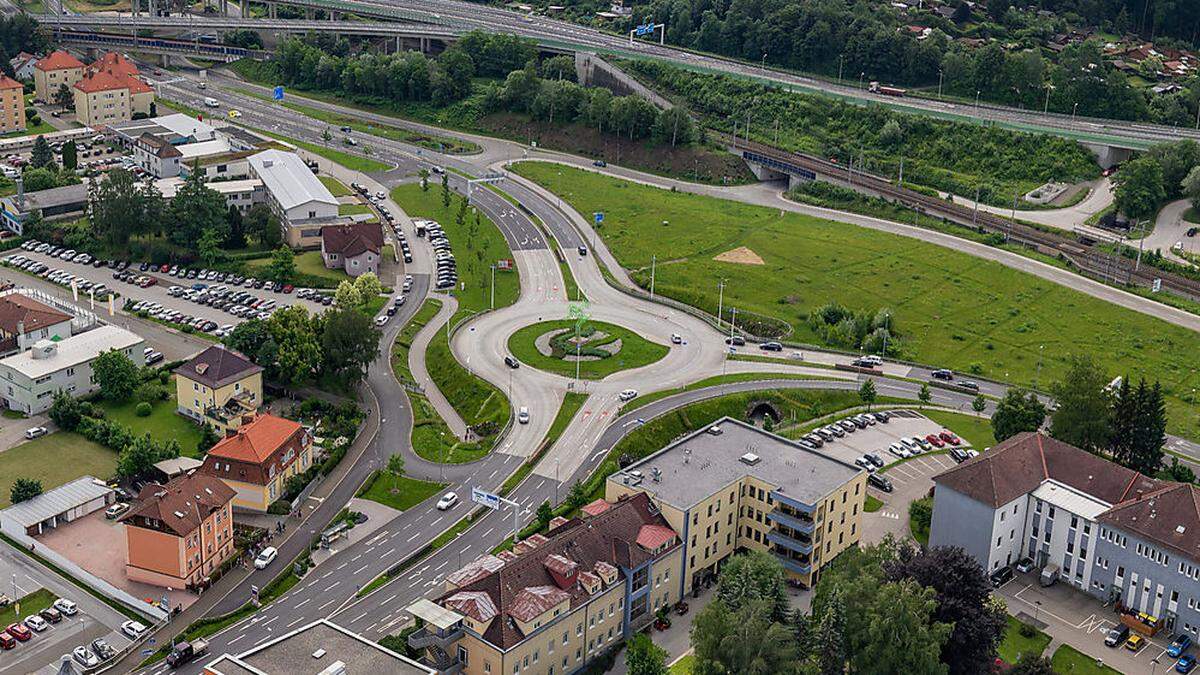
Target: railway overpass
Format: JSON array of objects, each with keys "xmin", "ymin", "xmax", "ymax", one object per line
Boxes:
[{"xmin": 54, "ymin": 29, "xmax": 271, "ymax": 60}]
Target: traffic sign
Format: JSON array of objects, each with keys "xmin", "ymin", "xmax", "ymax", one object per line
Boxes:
[
  {"xmin": 594, "ymin": 212, "xmax": 604, "ymax": 224},
  {"xmin": 636, "ymin": 23, "xmax": 653, "ymax": 35},
  {"xmin": 1152, "ymin": 278, "xmax": 1162, "ymax": 293},
  {"xmin": 141, "ymin": 649, "xmax": 153, "ymax": 656},
  {"xmin": 472, "ymin": 487, "xmax": 501, "ymax": 510},
  {"xmin": 273, "ymin": 86, "xmax": 284, "ymax": 101}
]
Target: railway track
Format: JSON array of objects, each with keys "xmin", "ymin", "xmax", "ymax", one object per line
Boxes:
[{"xmin": 722, "ymin": 134, "xmax": 1200, "ymax": 303}]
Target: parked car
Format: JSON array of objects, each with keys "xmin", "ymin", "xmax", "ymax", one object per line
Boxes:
[
  {"xmin": 254, "ymin": 547, "xmax": 278, "ymax": 570},
  {"xmin": 121, "ymin": 620, "xmax": 148, "ymax": 639},
  {"xmin": 1169, "ymin": 635, "xmax": 1194, "ymax": 658},
  {"xmin": 105, "ymin": 502, "xmax": 130, "ymax": 519},
  {"xmin": 939, "ymin": 430, "xmax": 961, "ymax": 445},
  {"xmin": 91, "ymin": 638, "xmax": 115, "ymax": 660},
  {"xmin": 72, "ymin": 645, "xmax": 100, "ymax": 667},
  {"xmin": 1126, "ymin": 634, "xmax": 1146, "ymax": 652},
  {"xmin": 853, "ymin": 456, "xmax": 875, "ymax": 472},
  {"xmin": 989, "ymin": 566, "xmax": 1013, "ymax": 588},
  {"xmin": 1015, "ymin": 558, "xmax": 1035, "ymax": 574},
  {"xmin": 39, "ymin": 607, "xmax": 61, "ymax": 623},
  {"xmin": 1178, "ymin": 654, "xmax": 1197, "ymax": 673},
  {"xmin": 1104, "ymin": 624, "xmax": 1130, "ymax": 647},
  {"xmin": 949, "ymin": 447, "xmax": 969, "ymax": 463},
  {"xmin": 436, "ymin": 492, "xmax": 459, "ymax": 510},
  {"xmin": 24, "ymin": 615, "xmax": 47, "ymax": 633},
  {"xmin": 6, "ymin": 623, "xmax": 31, "ymax": 641},
  {"xmin": 0, "ymin": 631, "xmax": 14, "ymax": 649},
  {"xmin": 867, "ymin": 473, "xmax": 893, "ymax": 492},
  {"xmin": 53, "ymin": 598, "xmax": 78, "ymax": 616},
  {"xmin": 924, "ymin": 434, "xmax": 945, "ymax": 448},
  {"xmin": 24, "ymin": 426, "xmax": 47, "ymax": 439}
]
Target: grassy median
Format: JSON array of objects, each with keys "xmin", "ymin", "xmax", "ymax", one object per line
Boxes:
[{"xmin": 507, "ymin": 319, "xmax": 669, "ymax": 380}]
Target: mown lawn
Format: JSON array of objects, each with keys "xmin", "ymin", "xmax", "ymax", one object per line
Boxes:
[
  {"xmin": 922, "ymin": 409, "xmax": 997, "ymax": 450},
  {"xmin": 998, "ymin": 616, "xmax": 1051, "ymax": 665},
  {"xmin": 99, "ymin": 387, "xmax": 204, "ymax": 457},
  {"xmin": 1050, "ymin": 644, "xmax": 1122, "ymax": 674},
  {"xmin": 0, "ymin": 433, "xmax": 117, "ymax": 507},
  {"xmin": 247, "ymin": 251, "xmax": 349, "ymax": 285},
  {"xmin": 513, "ymin": 162, "xmax": 1200, "ymax": 442},
  {"xmin": 359, "ymin": 471, "xmax": 445, "ymax": 512},
  {"xmin": 0, "ymin": 588, "xmax": 57, "ymax": 625},
  {"xmin": 256, "ymin": 129, "xmax": 390, "ymax": 173},
  {"xmin": 319, "ymin": 175, "xmax": 352, "ymax": 196},
  {"xmin": 507, "ymin": 319, "xmax": 669, "ymax": 380}
]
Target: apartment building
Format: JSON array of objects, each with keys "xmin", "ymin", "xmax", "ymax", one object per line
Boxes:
[
  {"xmin": 931, "ymin": 432, "xmax": 1200, "ymax": 636},
  {"xmin": 405, "ymin": 492, "xmax": 682, "ymax": 675},
  {"xmin": 173, "ymin": 344, "xmax": 264, "ymax": 432},
  {"xmin": 199, "ymin": 413, "xmax": 313, "ymax": 511},
  {"xmin": 72, "ymin": 52, "xmax": 154, "ymax": 127},
  {"xmin": 0, "ymin": 74, "xmax": 24, "ymax": 134},
  {"xmin": 247, "ymin": 149, "xmax": 340, "ymax": 248},
  {"xmin": 605, "ymin": 417, "xmax": 865, "ymax": 591},
  {"xmin": 133, "ymin": 132, "xmax": 183, "ymax": 179},
  {"xmin": 121, "ymin": 471, "xmax": 236, "ymax": 589},
  {"xmin": 0, "ymin": 293, "xmax": 72, "ymax": 355},
  {"xmin": 0, "ymin": 325, "xmax": 143, "ymax": 414},
  {"xmin": 33, "ymin": 50, "xmax": 84, "ymax": 104}
]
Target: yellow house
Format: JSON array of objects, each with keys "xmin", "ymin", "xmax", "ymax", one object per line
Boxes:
[
  {"xmin": 604, "ymin": 416, "xmax": 866, "ymax": 590},
  {"xmin": 173, "ymin": 344, "xmax": 264, "ymax": 432},
  {"xmin": 199, "ymin": 413, "xmax": 312, "ymax": 511},
  {"xmin": 33, "ymin": 50, "xmax": 84, "ymax": 104}
]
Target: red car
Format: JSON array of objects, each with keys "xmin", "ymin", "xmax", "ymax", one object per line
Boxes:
[
  {"xmin": 939, "ymin": 430, "xmax": 961, "ymax": 445},
  {"xmin": 6, "ymin": 623, "xmax": 30, "ymax": 641},
  {"xmin": 0, "ymin": 631, "xmax": 15, "ymax": 649},
  {"xmin": 282, "ymin": 284, "xmax": 294, "ymax": 294},
  {"xmin": 925, "ymin": 433, "xmax": 945, "ymax": 448},
  {"xmin": 159, "ymin": 264, "xmax": 170, "ymax": 273}
]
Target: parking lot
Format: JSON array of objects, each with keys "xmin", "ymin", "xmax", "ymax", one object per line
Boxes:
[
  {"xmin": 4, "ymin": 245, "xmax": 329, "ymax": 334},
  {"xmin": 0, "ymin": 540, "xmax": 135, "ymax": 674}
]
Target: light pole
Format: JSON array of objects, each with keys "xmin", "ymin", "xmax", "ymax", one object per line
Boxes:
[
  {"xmin": 937, "ymin": 69, "xmax": 943, "ymax": 99},
  {"xmin": 489, "ymin": 264, "xmax": 496, "ymax": 309},
  {"xmin": 716, "ymin": 278, "xmax": 726, "ymax": 327},
  {"xmin": 649, "ymin": 254, "xmax": 657, "ymax": 300},
  {"xmin": 974, "ymin": 90, "xmax": 981, "ymax": 114},
  {"xmin": 1043, "ymin": 83, "xmax": 1053, "ymax": 114},
  {"xmin": 859, "ymin": 71, "xmax": 865, "ymax": 91},
  {"xmin": 1072, "ymin": 102, "xmax": 1079, "ymax": 127},
  {"xmin": 838, "ymin": 54, "xmax": 844, "ymax": 84},
  {"xmin": 1035, "ymin": 345, "xmax": 1044, "ymax": 387}
]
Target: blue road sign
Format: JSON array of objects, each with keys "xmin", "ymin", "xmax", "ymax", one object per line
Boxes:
[
  {"xmin": 273, "ymin": 86, "xmax": 284, "ymax": 101},
  {"xmin": 141, "ymin": 649, "xmax": 153, "ymax": 656},
  {"xmin": 594, "ymin": 212, "xmax": 604, "ymax": 224},
  {"xmin": 636, "ymin": 23, "xmax": 653, "ymax": 35},
  {"xmin": 472, "ymin": 487, "xmax": 501, "ymax": 510}
]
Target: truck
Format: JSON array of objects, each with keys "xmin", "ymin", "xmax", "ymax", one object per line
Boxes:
[
  {"xmin": 868, "ymin": 81, "xmax": 908, "ymax": 97},
  {"xmin": 167, "ymin": 639, "xmax": 209, "ymax": 668},
  {"xmin": 1039, "ymin": 563, "xmax": 1060, "ymax": 587}
]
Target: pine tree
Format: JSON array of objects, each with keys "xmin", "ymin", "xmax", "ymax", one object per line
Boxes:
[
  {"xmin": 1129, "ymin": 380, "xmax": 1167, "ymax": 475},
  {"xmin": 815, "ymin": 587, "xmax": 846, "ymax": 675},
  {"xmin": 1108, "ymin": 377, "xmax": 1137, "ymax": 467}
]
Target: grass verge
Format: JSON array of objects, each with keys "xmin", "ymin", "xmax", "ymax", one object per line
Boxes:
[
  {"xmin": 864, "ymin": 495, "xmax": 884, "ymax": 513},
  {"xmin": 998, "ymin": 616, "xmax": 1052, "ymax": 665},
  {"xmin": 0, "ymin": 588, "xmax": 57, "ymax": 625},
  {"xmin": 1049, "ymin": 644, "xmax": 1123, "ymax": 674},
  {"xmin": 499, "ymin": 392, "xmax": 587, "ymax": 497},
  {"xmin": 357, "ymin": 470, "xmax": 446, "ymax": 512},
  {"xmin": 921, "ymin": 409, "xmax": 997, "ymax": 450},
  {"xmin": 619, "ymin": 372, "xmax": 828, "ymax": 413},
  {"xmin": 507, "ymin": 319, "xmax": 669, "ymax": 380}
]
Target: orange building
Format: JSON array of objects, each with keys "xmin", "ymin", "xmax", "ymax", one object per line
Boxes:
[
  {"xmin": 0, "ymin": 75, "xmax": 24, "ymax": 134},
  {"xmin": 33, "ymin": 50, "xmax": 84, "ymax": 104},
  {"xmin": 199, "ymin": 413, "xmax": 313, "ymax": 512},
  {"xmin": 122, "ymin": 472, "xmax": 236, "ymax": 590},
  {"xmin": 73, "ymin": 52, "xmax": 154, "ymax": 126}
]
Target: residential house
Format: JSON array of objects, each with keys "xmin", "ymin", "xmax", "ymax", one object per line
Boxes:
[
  {"xmin": 0, "ymin": 325, "xmax": 143, "ymax": 414},
  {"xmin": 11, "ymin": 52, "xmax": 38, "ymax": 81},
  {"xmin": 173, "ymin": 344, "xmax": 264, "ymax": 432},
  {"xmin": 199, "ymin": 413, "xmax": 313, "ymax": 511},
  {"xmin": 122, "ymin": 472, "xmax": 236, "ymax": 589},
  {"xmin": 320, "ymin": 223, "xmax": 383, "ymax": 277},
  {"xmin": 0, "ymin": 293, "xmax": 72, "ymax": 356},
  {"xmin": 133, "ymin": 132, "xmax": 183, "ymax": 179},
  {"xmin": 33, "ymin": 50, "xmax": 84, "ymax": 104}
]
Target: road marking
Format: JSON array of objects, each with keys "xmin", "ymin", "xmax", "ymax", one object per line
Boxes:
[
  {"xmin": 261, "ymin": 616, "xmax": 279, "ymax": 627},
  {"xmin": 407, "ymin": 532, "xmax": 422, "ymax": 542},
  {"xmin": 382, "ymin": 594, "xmax": 397, "ymax": 605},
  {"xmin": 286, "ymin": 617, "xmax": 305, "ymax": 628},
  {"xmin": 384, "ymin": 547, "xmax": 395, "ymax": 557},
  {"xmin": 352, "ymin": 554, "xmax": 362, "ymax": 562},
  {"xmin": 318, "ymin": 598, "xmax": 338, "ymax": 612},
  {"xmin": 328, "ymin": 581, "xmax": 340, "ymax": 590},
  {"xmin": 355, "ymin": 564, "xmax": 369, "ymax": 574},
  {"xmin": 295, "ymin": 598, "xmax": 310, "ymax": 609},
  {"xmin": 227, "ymin": 634, "xmax": 245, "ymax": 645},
  {"xmin": 353, "ymin": 611, "xmax": 369, "ymax": 623},
  {"xmin": 337, "ymin": 563, "xmax": 347, "ymax": 570}
]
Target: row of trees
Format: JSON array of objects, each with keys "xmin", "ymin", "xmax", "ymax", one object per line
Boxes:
[{"xmin": 223, "ymin": 302, "xmax": 382, "ymax": 389}]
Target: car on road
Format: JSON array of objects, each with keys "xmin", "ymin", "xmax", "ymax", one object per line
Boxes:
[
  {"xmin": 1169, "ymin": 635, "xmax": 1194, "ymax": 658},
  {"xmin": 73, "ymin": 645, "xmax": 100, "ymax": 667},
  {"xmin": 618, "ymin": 389, "xmax": 638, "ymax": 402},
  {"xmin": 759, "ymin": 341, "xmax": 783, "ymax": 351},
  {"xmin": 105, "ymin": 502, "xmax": 130, "ymax": 519},
  {"xmin": 39, "ymin": 607, "xmax": 61, "ymax": 623},
  {"xmin": 24, "ymin": 615, "xmax": 47, "ymax": 632},
  {"xmin": 1126, "ymin": 634, "xmax": 1146, "ymax": 652},
  {"xmin": 374, "ymin": 314, "xmax": 389, "ymax": 327},
  {"xmin": 517, "ymin": 407, "xmax": 530, "ymax": 424},
  {"xmin": 6, "ymin": 623, "xmax": 30, "ymax": 641},
  {"xmin": 1104, "ymin": 624, "xmax": 1130, "ymax": 647},
  {"xmin": 227, "ymin": 109, "xmax": 241, "ymax": 118},
  {"xmin": 931, "ymin": 369, "xmax": 954, "ymax": 380},
  {"xmin": 254, "ymin": 547, "xmax": 278, "ymax": 570},
  {"xmin": 867, "ymin": 473, "xmax": 893, "ymax": 492},
  {"xmin": 436, "ymin": 492, "xmax": 459, "ymax": 510},
  {"xmin": 121, "ymin": 620, "xmax": 148, "ymax": 639},
  {"xmin": 1188, "ymin": 227, "xmax": 1198, "ymax": 238},
  {"xmin": 592, "ymin": 159, "xmax": 606, "ymax": 167},
  {"xmin": 504, "ymin": 356, "xmax": 520, "ymax": 369},
  {"xmin": 671, "ymin": 333, "xmax": 682, "ymax": 344},
  {"xmin": 53, "ymin": 598, "xmax": 77, "ymax": 616},
  {"xmin": 24, "ymin": 426, "xmax": 47, "ymax": 439},
  {"xmin": 1179, "ymin": 655, "xmax": 1198, "ymax": 673},
  {"xmin": 724, "ymin": 335, "xmax": 745, "ymax": 346}
]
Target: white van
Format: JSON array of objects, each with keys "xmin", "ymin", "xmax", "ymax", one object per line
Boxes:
[{"xmin": 204, "ymin": 97, "xmax": 219, "ymax": 108}]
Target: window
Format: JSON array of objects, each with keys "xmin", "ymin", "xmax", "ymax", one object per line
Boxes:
[{"xmin": 457, "ymin": 646, "xmax": 469, "ymax": 665}]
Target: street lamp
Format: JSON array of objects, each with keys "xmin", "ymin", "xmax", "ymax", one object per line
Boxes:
[
  {"xmin": 937, "ymin": 69, "xmax": 943, "ymax": 99},
  {"xmin": 1072, "ymin": 102, "xmax": 1079, "ymax": 126},
  {"xmin": 974, "ymin": 90, "xmax": 981, "ymax": 114},
  {"xmin": 859, "ymin": 71, "xmax": 865, "ymax": 90}
]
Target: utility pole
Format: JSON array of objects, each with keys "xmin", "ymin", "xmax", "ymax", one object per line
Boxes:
[
  {"xmin": 898, "ymin": 157, "xmax": 904, "ymax": 187},
  {"xmin": 489, "ymin": 264, "xmax": 496, "ymax": 309},
  {"xmin": 1134, "ymin": 220, "xmax": 1146, "ymax": 272},
  {"xmin": 716, "ymin": 279, "xmax": 726, "ymax": 327},
  {"xmin": 972, "ymin": 185, "xmax": 981, "ymax": 228},
  {"xmin": 937, "ymin": 70, "xmax": 943, "ymax": 99},
  {"xmin": 649, "ymin": 254, "xmax": 656, "ymax": 300}
]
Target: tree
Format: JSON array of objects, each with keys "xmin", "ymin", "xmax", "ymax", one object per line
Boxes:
[
  {"xmin": 692, "ymin": 600, "xmax": 801, "ymax": 675},
  {"xmin": 858, "ymin": 579, "xmax": 951, "ymax": 674},
  {"xmin": 29, "ymin": 135, "xmax": 51, "ymax": 169},
  {"xmin": 387, "ymin": 453, "xmax": 404, "ymax": 492},
  {"xmin": 320, "ymin": 307, "xmax": 381, "ymax": 383},
  {"xmin": 918, "ymin": 382, "xmax": 931, "ymax": 408},
  {"xmin": 92, "ymin": 349, "xmax": 140, "ymax": 401},
  {"xmin": 536, "ymin": 500, "xmax": 553, "ymax": 529},
  {"xmin": 246, "ymin": 204, "xmax": 281, "ymax": 249},
  {"xmin": 441, "ymin": 171, "xmax": 450, "ymax": 207},
  {"xmin": 267, "ymin": 305, "xmax": 322, "ymax": 385},
  {"xmin": 971, "ymin": 395, "xmax": 987, "ymax": 413},
  {"xmin": 885, "ymin": 544, "xmax": 1006, "ymax": 675},
  {"xmin": 198, "ymin": 423, "xmax": 221, "ymax": 454},
  {"xmin": 267, "ymin": 246, "xmax": 296, "ymax": 283},
  {"xmin": 858, "ymin": 379, "xmax": 877, "ymax": 411},
  {"xmin": 1010, "ymin": 655, "xmax": 1055, "ymax": 675},
  {"xmin": 171, "ymin": 167, "xmax": 230, "ymax": 250},
  {"xmin": 540, "ymin": 54, "xmax": 576, "ymax": 81},
  {"xmin": 1161, "ymin": 457, "xmax": 1196, "ymax": 484},
  {"xmin": 418, "ymin": 168, "xmax": 430, "ymax": 191},
  {"xmin": 334, "ymin": 280, "xmax": 363, "ymax": 308},
  {"xmin": 49, "ymin": 391, "xmax": 85, "ymax": 431},
  {"xmin": 89, "ymin": 169, "xmax": 164, "ymax": 248},
  {"xmin": 10, "ymin": 477, "xmax": 42, "ymax": 504},
  {"xmin": 61, "ymin": 140, "xmax": 77, "ymax": 171},
  {"xmin": 226, "ymin": 205, "xmax": 247, "ymax": 249},
  {"xmin": 814, "ymin": 587, "xmax": 846, "ymax": 675},
  {"xmin": 1113, "ymin": 156, "xmax": 1166, "ymax": 222},
  {"xmin": 715, "ymin": 550, "xmax": 789, "ymax": 622},
  {"xmin": 117, "ymin": 433, "xmax": 175, "ymax": 478},
  {"xmin": 353, "ymin": 271, "xmax": 383, "ymax": 300},
  {"xmin": 1147, "ymin": 141, "xmax": 1200, "ymax": 200},
  {"xmin": 990, "ymin": 388, "xmax": 1047, "ymax": 441},
  {"xmin": 225, "ymin": 318, "xmax": 271, "ymax": 361},
  {"xmin": 625, "ymin": 633, "xmax": 667, "ymax": 675},
  {"xmin": 1049, "ymin": 355, "xmax": 1112, "ymax": 454},
  {"xmin": 53, "ymin": 83, "xmax": 72, "ymax": 110},
  {"xmin": 565, "ymin": 480, "xmax": 588, "ymax": 509},
  {"xmin": 1128, "ymin": 379, "xmax": 1167, "ymax": 475}
]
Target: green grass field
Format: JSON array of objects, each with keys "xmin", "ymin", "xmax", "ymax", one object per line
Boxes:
[
  {"xmin": 0, "ymin": 588, "xmax": 57, "ymax": 625},
  {"xmin": 256, "ymin": 129, "xmax": 391, "ymax": 173},
  {"xmin": 513, "ymin": 162, "xmax": 1200, "ymax": 442},
  {"xmin": 338, "ymin": 203, "xmax": 373, "ymax": 217},
  {"xmin": 358, "ymin": 471, "xmax": 446, "ymax": 512},
  {"xmin": 0, "ymin": 434, "xmax": 117, "ymax": 507},
  {"xmin": 921, "ymin": 410, "xmax": 997, "ymax": 450},
  {"xmin": 246, "ymin": 251, "xmax": 349, "ymax": 285},
  {"xmin": 620, "ymin": 372, "xmax": 826, "ymax": 412},
  {"xmin": 669, "ymin": 654, "xmax": 695, "ymax": 674},
  {"xmin": 865, "ymin": 494, "xmax": 884, "ymax": 512},
  {"xmin": 99, "ymin": 388, "xmax": 204, "ymax": 457},
  {"xmin": 1050, "ymin": 644, "xmax": 1123, "ymax": 674},
  {"xmin": 507, "ymin": 320, "xmax": 669, "ymax": 380},
  {"xmin": 998, "ymin": 616, "xmax": 1052, "ymax": 665},
  {"xmin": 319, "ymin": 175, "xmax": 352, "ymax": 196}
]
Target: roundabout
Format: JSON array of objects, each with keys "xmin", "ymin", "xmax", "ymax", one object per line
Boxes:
[{"xmin": 506, "ymin": 318, "xmax": 670, "ymax": 380}]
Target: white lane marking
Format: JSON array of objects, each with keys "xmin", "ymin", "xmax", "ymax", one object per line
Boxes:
[
  {"xmin": 295, "ymin": 598, "xmax": 310, "ymax": 609},
  {"xmin": 227, "ymin": 634, "xmax": 245, "ymax": 645},
  {"xmin": 354, "ymin": 564, "xmax": 369, "ymax": 574}
]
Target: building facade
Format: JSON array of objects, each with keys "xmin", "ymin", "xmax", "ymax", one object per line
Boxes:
[
  {"xmin": 406, "ymin": 493, "xmax": 683, "ymax": 675},
  {"xmin": 173, "ymin": 344, "xmax": 264, "ymax": 432},
  {"xmin": 122, "ymin": 472, "xmax": 235, "ymax": 589},
  {"xmin": 0, "ymin": 325, "xmax": 143, "ymax": 414},
  {"xmin": 0, "ymin": 74, "xmax": 25, "ymax": 134},
  {"xmin": 73, "ymin": 71, "xmax": 132, "ymax": 127},
  {"xmin": 0, "ymin": 293, "xmax": 72, "ymax": 355},
  {"xmin": 33, "ymin": 50, "xmax": 84, "ymax": 104},
  {"xmin": 199, "ymin": 413, "xmax": 313, "ymax": 511},
  {"xmin": 133, "ymin": 132, "xmax": 182, "ymax": 178},
  {"xmin": 605, "ymin": 417, "xmax": 865, "ymax": 591},
  {"xmin": 247, "ymin": 149, "xmax": 340, "ymax": 248},
  {"xmin": 320, "ymin": 223, "xmax": 383, "ymax": 278}
]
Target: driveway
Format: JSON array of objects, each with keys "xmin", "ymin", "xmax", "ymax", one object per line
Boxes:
[
  {"xmin": 1148, "ymin": 199, "xmax": 1199, "ymax": 266},
  {"xmin": 0, "ymin": 414, "xmax": 52, "ymax": 456}
]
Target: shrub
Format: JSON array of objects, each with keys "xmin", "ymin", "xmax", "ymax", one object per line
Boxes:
[
  {"xmin": 1018, "ymin": 622, "xmax": 1037, "ymax": 639},
  {"xmin": 135, "ymin": 402, "xmax": 152, "ymax": 417},
  {"xmin": 267, "ymin": 499, "xmax": 292, "ymax": 515}
]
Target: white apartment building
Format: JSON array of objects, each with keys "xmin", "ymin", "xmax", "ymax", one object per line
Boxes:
[{"xmin": 0, "ymin": 325, "xmax": 144, "ymax": 413}]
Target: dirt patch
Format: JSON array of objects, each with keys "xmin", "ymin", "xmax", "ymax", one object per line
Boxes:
[
  {"xmin": 479, "ymin": 113, "xmax": 754, "ymax": 185},
  {"xmin": 713, "ymin": 246, "xmax": 765, "ymax": 265}
]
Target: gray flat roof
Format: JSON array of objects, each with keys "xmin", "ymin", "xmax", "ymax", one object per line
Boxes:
[
  {"xmin": 7, "ymin": 183, "xmax": 87, "ymax": 213},
  {"xmin": 612, "ymin": 417, "xmax": 861, "ymax": 510},
  {"xmin": 235, "ymin": 619, "xmax": 434, "ymax": 674},
  {"xmin": 1, "ymin": 475, "xmax": 110, "ymax": 528}
]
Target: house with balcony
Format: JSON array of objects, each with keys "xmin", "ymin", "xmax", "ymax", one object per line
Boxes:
[
  {"xmin": 173, "ymin": 344, "xmax": 263, "ymax": 432},
  {"xmin": 404, "ymin": 492, "xmax": 681, "ymax": 675},
  {"xmin": 198, "ymin": 413, "xmax": 313, "ymax": 512},
  {"xmin": 605, "ymin": 417, "xmax": 865, "ymax": 591}
]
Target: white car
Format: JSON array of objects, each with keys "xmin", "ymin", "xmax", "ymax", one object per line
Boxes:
[
  {"xmin": 618, "ymin": 389, "xmax": 638, "ymax": 402},
  {"xmin": 436, "ymin": 492, "xmax": 459, "ymax": 510},
  {"xmin": 73, "ymin": 646, "xmax": 100, "ymax": 667},
  {"xmin": 374, "ymin": 314, "xmax": 389, "ymax": 327},
  {"xmin": 54, "ymin": 598, "xmax": 78, "ymax": 616},
  {"xmin": 517, "ymin": 407, "xmax": 529, "ymax": 424},
  {"xmin": 670, "ymin": 333, "xmax": 682, "ymax": 344},
  {"xmin": 120, "ymin": 620, "xmax": 147, "ymax": 638},
  {"xmin": 24, "ymin": 426, "xmax": 47, "ymax": 439},
  {"xmin": 24, "ymin": 615, "xmax": 47, "ymax": 632},
  {"xmin": 254, "ymin": 546, "xmax": 277, "ymax": 570}
]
